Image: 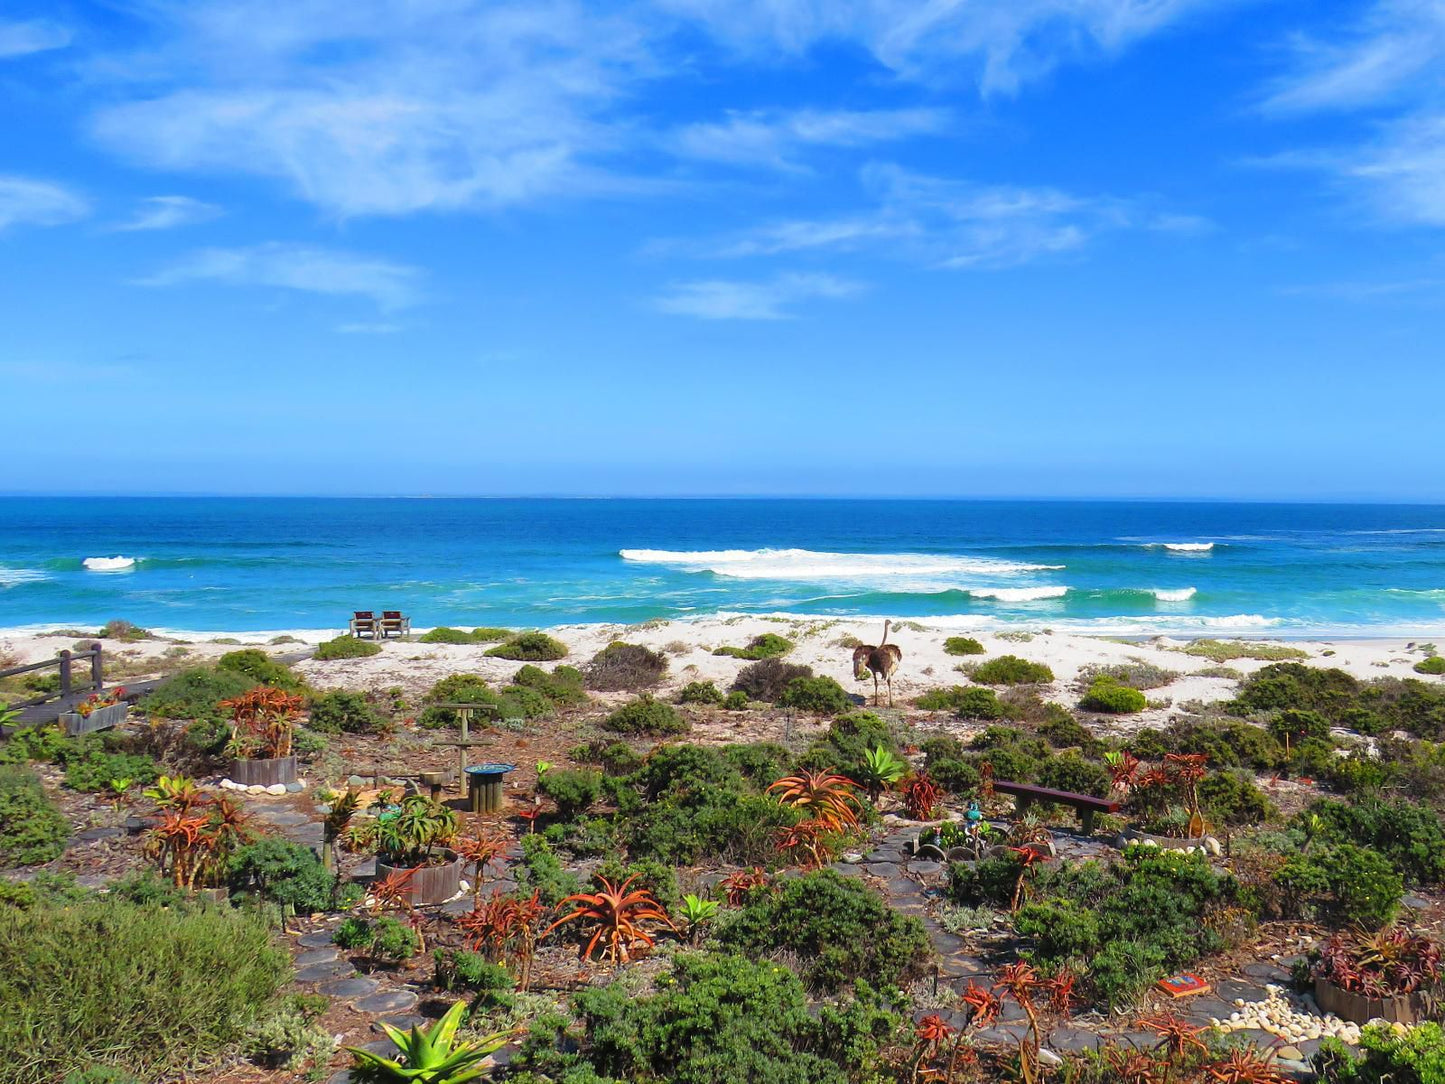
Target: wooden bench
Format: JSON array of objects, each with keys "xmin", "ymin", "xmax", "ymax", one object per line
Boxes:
[
  {"xmin": 349, "ymin": 611, "xmax": 378, "ymax": 639},
  {"xmin": 379, "ymin": 611, "xmax": 411, "ymax": 639},
  {"xmin": 993, "ymin": 780, "xmax": 1119, "ymax": 833}
]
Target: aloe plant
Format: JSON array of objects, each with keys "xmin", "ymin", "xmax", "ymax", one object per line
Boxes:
[
  {"xmin": 856, "ymin": 745, "xmax": 907, "ymax": 800},
  {"xmin": 347, "ymin": 1000, "xmax": 511, "ymax": 1083}
]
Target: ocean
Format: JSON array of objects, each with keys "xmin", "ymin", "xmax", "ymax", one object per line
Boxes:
[{"xmin": 1, "ymin": 498, "xmax": 1443, "ymax": 638}]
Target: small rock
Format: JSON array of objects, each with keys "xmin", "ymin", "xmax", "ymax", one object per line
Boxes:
[
  {"xmin": 1277, "ymin": 1046, "xmax": 1304, "ymax": 1061},
  {"xmin": 265, "ymin": 783, "xmax": 288, "ymax": 795},
  {"xmin": 1204, "ymin": 836, "xmax": 1223, "ymax": 856},
  {"xmin": 840, "ymin": 852, "xmax": 865, "ymax": 864},
  {"xmin": 1037, "ymin": 1048, "xmax": 1063, "ymax": 1068},
  {"xmin": 286, "ymin": 781, "xmax": 305, "ymax": 793},
  {"xmin": 347, "ymin": 775, "xmax": 368, "ymax": 787},
  {"xmin": 247, "ymin": 785, "xmax": 265, "ymax": 794}
]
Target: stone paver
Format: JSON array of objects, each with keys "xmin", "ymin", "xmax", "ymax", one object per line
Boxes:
[
  {"xmin": 295, "ymin": 960, "xmax": 355, "ymax": 983},
  {"xmin": 296, "ymin": 947, "xmax": 340, "ymax": 966},
  {"xmin": 356, "ymin": 988, "xmax": 420, "ymax": 1014},
  {"xmin": 319, "ymin": 976, "xmax": 380, "ymax": 999},
  {"xmin": 298, "ymin": 929, "xmax": 337, "ymax": 948}
]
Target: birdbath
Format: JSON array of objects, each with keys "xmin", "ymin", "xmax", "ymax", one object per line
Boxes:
[
  {"xmin": 418, "ymin": 770, "xmax": 454, "ymax": 802},
  {"xmin": 465, "ymin": 763, "xmax": 515, "ymax": 814}
]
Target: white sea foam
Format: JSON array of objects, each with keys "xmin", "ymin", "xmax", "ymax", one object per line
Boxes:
[
  {"xmin": 968, "ymin": 586, "xmax": 1069, "ymax": 602},
  {"xmin": 83, "ymin": 556, "xmax": 137, "ymax": 572},
  {"xmin": 1151, "ymin": 587, "xmax": 1198, "ymax": 602},
  {"xmin": 1160, "ymin": 542, "xmax": 1214, "ymax": 553},
  {"xmin": 0, "ymin": 568, "xmax": 46, "ymax": 587},
  {"xmin": 619, "ymin": 548, "xmax": 1063, "ymax": 580}
]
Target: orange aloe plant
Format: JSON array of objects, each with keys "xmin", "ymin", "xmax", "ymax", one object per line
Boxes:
[
  {"xmin": 767, "ymin": 769, "xmax": 863, "ymax": 831},
  {"xmin": 544, "ymin": 874, "xmax": 673, "ymax": 964}
]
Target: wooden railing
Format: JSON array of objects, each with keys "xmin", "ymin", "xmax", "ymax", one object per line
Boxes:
[{"xmin": 0, "ymin": 642, "xmax": 104, "ymax": 709}]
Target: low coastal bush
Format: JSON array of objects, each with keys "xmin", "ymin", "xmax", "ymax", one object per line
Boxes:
[
  {"xmin": 537, "ymin": 768, "xmax": 604, "ymax": 820},
  {"xmin": 915, "ymin": 685, "xmax": 1009, "ymax": 719},
  {"xmin": 418, "ymin": 671, "xmax": 567, "ymax": 728},
  {"xmin": 1301, "ymin": 798, "xmax": 1445, "ymax": 885},
  {"xmin": 1199, "ymin": 770, "xmax": 1278, "ymax": 825},
  {"xmin": 943, "ymin": 636, "xmax": 986, "ymax": 656},
  {"xmin": 485, "ymin": 631, "xmax": 569, "ymax": 661},
  {"xmin": 0, "ymin": 767, "xmax": 69, "ymax": 867},
  {"xmin": 418, "ymin": 626, "xmax": 477, "ymax": 644},
  {"xmin": 970, "ymin": 654, "xmax": 1055, "ymax": 685},
  {"xmin": 1078, "ymin": 660, "xmax": 1178, "ymax": 690},
  {"xmin": 1035, "ymin": 753, "xmax": 1111, "ymax": 798},
  {"xmin": 228, "ymin": 839, "xmax": 340, "ymax": 914},
  {"xmin": 306, "ymin": 689, "xmax": 386, "ymax": 734},
  {"xmin": 513, "ymin": 664, "xmax": 588, "ymax": 706},
  {"xmin": 313, "ymin": 635, "xmax": 381, "ymax": 660},
  {"xmin": 0, "ymin": 896, "xmax": 289, "ymax": 1084},
  {"xmin": 712, "ymin": 633, "xmax": 794, "ymax": 660},
  {"xmin": 777, "ymin": 675, "xmax": 851, "ymax": 714},
  {"xmin": 141, "ymin": 666, "xmax": 256, "ymax": 722},
  {"xmin": 1414, "ymin": 655, "xmax": 1445, "ymax": 676},
  {"xmin": 217, "ymin": 649, "xmax": 304, "ymax": 691},
  {"xmin": 1183, "ymin": 639, "xmax": 1310, "ymax": 662},
  {"xmin": 731, "ymin": 658, "xmax": 813, "ymax": 702},
  {"xmin": 60, "ymin": 741, "xmax": 159, "ymax": 793},
  {"xmin": 716, "ymin": 870, "xmax": 931, "ymax": 992},
  {"xmin": 583, "ymin": 641, "xmax": 668, "ymax": 691},
  {"xmin": 677, "ymin": 680, "xmax": 724, "ymax": 705},
  {"xmin": 513, "ymin": 951, "xmax": 901, "ymax": 1084},
  {"xmin": 601, "ymin": 695, "xmax": 688, "ymax": 736},
  {"xmin": 1276, "ymin": 844, "xmax": 1403, "ymax": 929},
  {"xmin": 1079, "ymin": 677, "xmax": 1147, "ymax": 713},
  {"xmin": 798, "ymin": 711, "xmax": 900, "ymax": 782},
  {"xmin": 1038, "ymin": 708, "xmax": 1100, "ymax": 750},
  {"xmin": 1315, "ymin": 1021, "xmax": 1445, "ymax": 1084}
]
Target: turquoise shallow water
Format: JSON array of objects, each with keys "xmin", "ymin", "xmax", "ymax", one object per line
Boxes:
[{"xmin": 1, "ymin": 498, "xmax": 1443, "ymax": 636}]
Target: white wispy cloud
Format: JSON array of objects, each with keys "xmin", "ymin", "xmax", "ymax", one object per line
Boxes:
[
  {"xmin": 670, "ymin": 107, "xmax": 949, "ymax": 169},
  {"xmin": 0, "ymin": 19, "xmax": 72, "ymax": 59},
  {"xmin": 669, "ymin": 163, "xmax": 1196, "ymax": 268},
  {"xmin": 0, "ymin": 176, "xmax": 89, "ymax": 232},
  {"xmin": 336, "ymin": 321, "xmax": 404, "ymax": 334},
  {"xmin": 655, "ymin": 272, "xmax": 862, "ymax": 319},
  {"xmin": 136, "ymin": 243, "xmax": 423, "ymax": 310},
  {"xmin": 112, "ymin": 195, "xmax": 223, "ymax": 232}
]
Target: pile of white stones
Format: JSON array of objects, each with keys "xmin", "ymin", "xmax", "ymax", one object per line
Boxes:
[
  {"xmin": 1211, "ymin": 984, "xmax": 1362, "ymax": 1046},
  {"xmin": 216, "ymin": 777, "xmax": 307, "ymax": 796}
]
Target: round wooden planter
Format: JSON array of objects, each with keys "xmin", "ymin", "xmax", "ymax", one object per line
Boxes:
[
  {"xmin": 1314, "ymin": 977, "xmax": 1424, "ymax": 1026},
  {"xmin": 375, "ymin": 851, "xmax": 462, "ymax": 907},
  {"xmin": 229, "ymin": 755, "xmax": 298, "ymax": 787}
]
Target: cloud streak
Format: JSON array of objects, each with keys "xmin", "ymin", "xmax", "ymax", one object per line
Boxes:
[
  {"xmin": 112, "ymin": 195, "xmax": 223, "ymax": 232},
  {"xmin": 655, "ymin": 272, "xmax": 862, "ymax": 319},
  {"xmin": 670, "ymin": 107, "xmax": 948, "ymax": 169},
  {"xmin": 0, "ymin": 19, "xmax": 72, "ymax": 59},
  {"xmin": 0, "ymin": 176, "xmax": 88, "ymax": 232}
]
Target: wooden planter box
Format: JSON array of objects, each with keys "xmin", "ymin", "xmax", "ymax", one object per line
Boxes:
[
  {"xmin": 375, "ymin": 851, "xmax": 462, "ymax": 907},
  {"xmin": 59, "ymin": 702, "xmax": 127, "ymax": 736},
  {"xmin": 1119, "ymin": 828, "xmax": 1212, "ymax": 852},
  {"xmin": 229, "ymin": 755, "xmax": 298, "ymax": 787},
  {"xmin": 1315, "ymin": 977, "xmax": 1425, "ymax": 1026}
]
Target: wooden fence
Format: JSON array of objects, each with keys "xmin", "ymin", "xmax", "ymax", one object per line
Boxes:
[{"xmin": 0, "ymin": 642, "xmax": 105, "ymax": 709}]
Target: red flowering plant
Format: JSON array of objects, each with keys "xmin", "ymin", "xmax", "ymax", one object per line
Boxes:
[
  {"xmin": 1314, "ymin": 926, "xmax": 1442, "ymax": 999},
  {"xmin": 75, "ymin": 686, "xmax": 126, "ymax": 717}
]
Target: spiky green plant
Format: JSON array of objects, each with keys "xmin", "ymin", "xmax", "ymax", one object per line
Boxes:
[
  {"xmin": 856, "ymin": 745, "xmax": 907, "ymax": 801},
  {"xmin": 347, "ymin": 1000, "xmax": 511, "ymax": 1083}
]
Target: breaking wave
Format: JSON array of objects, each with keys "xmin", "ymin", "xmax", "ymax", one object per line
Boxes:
[
  {"xmin": 967, "ymin": 586, "xmax": 1069, "ymax": 602},
  {"xmin": 619, "ymin": 548, "xmax": 1063, "ymax": 581},
  {"xmin": 83, "ymin": 556, "xmax": 137, "ymax": 572}
]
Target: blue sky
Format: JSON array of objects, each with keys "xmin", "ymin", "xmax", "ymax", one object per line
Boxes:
[{"xmin": 3, "ymin": 0, "xmax": 1444, "ymax": 500}]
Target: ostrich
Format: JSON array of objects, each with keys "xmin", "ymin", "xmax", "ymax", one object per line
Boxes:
[{"xmin": 852, "ymin": 620, "xmax": 903, "ymax": 707}]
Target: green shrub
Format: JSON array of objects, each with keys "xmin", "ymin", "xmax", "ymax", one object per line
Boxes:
[
  {"xmin": 0, "ymin": 896, "xmax": 289, "ymax": 1084},
  {"xmin": 514, "ymin": 836, "xmax": 581, "ymax": 907},
  {"xmin": 712, "ymin": 633, "xmax": 794, "ymax": 660},
  {"xmin": 1079, "ymin": 677, "xmax": 1147, "ymax": 714},
  {"xmin": 512, "ymin": 951, "xmax": 900, "ymax": 1084},
  {"xmin": 216, "ymin": 649, "xmax": 303, "ymax": 691},
  {"xmin": 716, "ymin": 870, "xmax": 930, "ymax": 992},
  {"xmin": 678, "ymin": 680, "xmax": 724, "ymax": 705},
  {"xmin": 724, "ymin": 742, "xmax": 793, "ymax": 789},
  {"xmin": 1198, "ymin": 770, "xmax": 1277, "ymax": 826},
  {"xmin": 1078, "ymin": 661, "xmax": 1178, "ymax": 690},
  {"xmin": 730, "ymin": 658, "xmax": 814, "ymax": 702},
  {"xmin": 0, "ymin": 724, "xmax": 69, "ymax": 765},
  {"xmin": 723, "ymin": 690, "xmax": 750, "ymax": 710},
  {"xmin": 777, "ymin": 675, "xmax": 851, "ymax": 714},
  {"xmin": 1415, "ymin": 656, "xmax": 1445, "ymax": 676},
  {"xmin": 228, "ymin": 839, "xmax": 338, "ymax": 914},
  {"xmin": 239, "ymin": 992, "xmax": 333, "ymax": 1074},
  {"xmin": 434, "ymin": 949, "xmax": 516, "ymax": 1008},
  {"xmin": 1315, "ymin": 1021, "xmax": 1445, "ymax": 1084},
  {"xmin": 944, "ymin": 636, "xmax": 986, "ymax": 656},
  {"xmin": 98, "ymin": 620, "xmax": 150, "ymax": 642},
  {"xmin": 0, "ymin": 768, "xmax": 69, "ymax": 867},
  {"xmin": 1035, "ymin": 753, "xmax": 1111, "ymax": 798},
  {"xmin": 141, "ymin": 666, "xmax": 256, "ymax": 722},
  {"xmin": 948, "ymin": 854, "xmax": 1028, "ymax": 909},
  {"xmin": 537, "ymin": 768, "xmax": 603, "ymax": 821},
  {"xmin": 915, "ymin": 685, "xmax": 1009, "ymax": 718},
  {"xmin": 584, "ymin": 642, "xmax": 668, "ymax": 691},
  {"xmin": 313, "ymin": 635, "xmax": 381, "ymax": 660},
  {"xmin": 418, "ymin": 672, "xmax": 549, "ymax": 728},
  {"xmin": 1299, "ymin": 799, "xmax": 1445, "ymax": 885},
  {"xmin": 593, "ymin": 856, "xmax": 680, "ymax": 911},
  {"xmin": 418, "ymin": 626, "xmax": 478, "ymax": 644},
  {"xmin": 61, "ymin": 745, "xmax": 159, "ymax": 794},
  {"xmin": 602, "ymin": 695, "xmax": 688, "ymax": 736},
  {"xmin": 371, "ymin": 915, "xmax": 419, "ymax": 961},
  {"xmin": 971, "ymin": 655, "xmax": 1054, "ymax": 685},
  {"xmin": 1277, "ymin": 845, "xmax": 1403, "ymax": 929},
  {"xmin": 1270, "ymin": 708, "xmax": 1331, "ymax": 744},
  {"xmin": 1038, "ymin": 708, "xmax": 1099, "ymax": 750},
  {"xmin": 306, "ymin": 689, "xmax": 386, "ymax": 734},
  {"xmin": 484, "ymin": 631, "xmax": 568, "ymax": 661},
  {"xmin": 797, "ymin": 711, "xmax": 899, "ymax": 781},
  {"xmin": 1183, "ymin": 640, "xmax": 1308, "ymax": 662},
  {"xmin": 928, "ymin": 758, "xmax": 980, "ymax": 796},
  {"xmin": 512, "ymin": 664, "xmax": 588, "ymax": 706},
  {"xmin": 332, "ymin": 916, "xmax": 374, "ymax": 949}
]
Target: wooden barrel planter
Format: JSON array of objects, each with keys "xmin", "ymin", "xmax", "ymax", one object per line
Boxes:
[
  {"xmin": 465, "ymin": 763, "xmax": 515, "ymax": 814},
  {"xmin": 229, "ymin": 755, "xmax": 298, "ymax": 787},
  {"xmin": 1315, "ymin": 978, "xmax": 1425, "ymax": 1026},
  {"xmin": 60, "ymin": 702, "xmax": 128, "ymax": 736},
  {"xmin": 375, "ymin": 851, "xmax": 462, "ymax": 907}
]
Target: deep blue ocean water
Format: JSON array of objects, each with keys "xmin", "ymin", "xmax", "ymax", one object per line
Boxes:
[{"xmin": 1, "ymin": 498, "xmax": 1443, "ymax": 637}]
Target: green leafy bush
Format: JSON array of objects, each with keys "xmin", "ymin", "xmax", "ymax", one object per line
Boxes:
[
  {"xmin": 712, "ymin": 633, "xmax": 794, "ymax": 660},
  {"xmin": 228, "ymin": 839, "xmax": 338, "ymax": 914},
  {"xmin": 537, "ymin": 768, "xmax": 604, "ymax": 820},
  {"xmin": 678, "ymin": 680, "xmax": 724, "ymax": 705},
  {"xmin": 512, "ymin": 664, "xmax": 588, "ymax": 706},
  {"xmin": 418, "ymin": 626, "xmax": 479, "ymax": 644},
  {"xmin": 332, "ymin": 916, "xmax": 374, "ymax": 949},
  {"xmin": 141, "ymin": 666, "xmax": 256, "ymax": 722},
  {"xmin": 513, "ymin": 951, "xmax": 900, "ymax": 1084},
  {"xmin": 434, "ymin": 949, "xmax": 516, "ymax": 1008},
  {"xmin": 914, "ymin": 685, "xmax": 1009, "ymax": 719},
  {"xmin": 1183, "ymin": 640, "xmax": 1308, "ymax": 662},
  {"xmin": 306, "ymin": 689, "xmax": 386, "ymax": 734},
  {"xmin": 1315, "ymin": 1021, "xmax": 1445, "ymax": 1084},
  {"xmin": 723, "ymin": 690, "xmax": 750, "ymax": 710},
  {"xmin": 514, "ymin": 836, "xmax": 581, "ymax": 907},
  {"xmin": 944, "ymin": 636, "xmax": 986, "ymax": 656},
  {"xmin": 1299, "ymin": 799, "xmax": 1445, "ymax": 885},
  {"xmin": 0, "ymin": 896, "xmax": 289, "ymax": 1084},
  {"xmin": 971, "ymin": 655, "xmax": 1055, "ymax": 685},
  {"xmin": 371, "ymin": 915, "xmax": 419, "ymax": 961},
  {"xmin": 583, "ymin": 642, "xmax": 668, "ymax": 691},
  {"xmin": 797, "ymin": 711, "xmax": 899, "ymax": 782},
  {"xmin": 1079, "ymin": 677, "xmax": 1147, "ymax": 714},
  {"xmin": 217, "ymin": 649, "xmax": 303, "ymax": 691},
  {"xmin": 1035, "ymin": 753, "xmax": 1111, "ymax": 798},
  {"xmin": 313, "ymin": 635, "xmax": 381, "ymax": 660},
  {"xmin": 602, "ymin": 695, "xmax": 688, "ymax": 736},
  {"xmin": 418, "ymin": 672, "xmax": 550, "ymax": 728},
  {"xmin": 716, "ymin": 870, "xmax": 931, "ymax": 992},
  {"xmin": 1199, "ymin": 770, "xmax": 1278, "ymax": 826},
  {"xmin": 1276, "ymin": 845, "xmax": 1403, "ymax": 929},
  {"xmin": 0, "ymin": 768, "xmax": 69, "ymax": 867},
  {"xmin": 61, "ymin": 744, "xmax": 159, "ymax": 794},
  {"xmin": 1078, "ymin": 661, "xmax": 1178, "ymax": 690},
  {"xmin": 777, "ymin": 675, "xmax": 851, "ymax": 714},
  {"xmin": 1415, "ymin": 656, "xmax": 1445, "ymax": 676},
  {"xmin": 1038, "ymin": 708, "xmax": 1100, "ymax": 751},
  {"xmin": 730, "ymin": 658, "xmax": 814, "ymax": 702},
  {"xmin": 484, "ymin": 631, "xmax": 568, "ymax": 661}
]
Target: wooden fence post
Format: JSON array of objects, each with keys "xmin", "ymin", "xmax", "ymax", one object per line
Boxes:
[
  {"xmin": 90, "ymin": 642, "xmax": 103, "ymax": 691},
  {"xmin": 58, "ymin": 650, "xmax": 72, "ymax": 698}
]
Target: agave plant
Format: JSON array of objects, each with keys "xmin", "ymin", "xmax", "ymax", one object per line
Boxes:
[
  {"xmin": 677, "ymin": 893, "xmax": 719, "ymax": 941},
  {"xmin": 856, "ymin": 745, "xmax": 907, "ymax": 801},
  {"xmin": 775, "ymin": 818, "xmax": 834, "ymax": 869},
  {"xmin": 221, "ymin": 686, "xmax": 305, "ymax": 759},
  {"xmin": 767, "ymin": 769, "xmax": 863, "ymax": 831},
  {"xmin": 144, "ymin": 774, "xmax": 203, "ymax": 813},
  {"xmin": 544, "ymin": 874, "xmax": 673, "ymax": 964},
  {"xmin": 347, "ymin": 1000, "xmax": 511, "ymax": 1084},
  {"xmin": 455, "ymin": 889, "xmax": 546, "ymax": 989},
  {"xmin": 321, "ymin": 787, "xmax": 362, "ymax": 871}
]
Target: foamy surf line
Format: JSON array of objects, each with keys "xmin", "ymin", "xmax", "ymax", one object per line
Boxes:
[
  {"xmin": 619, "ymin": 547, "xmax": 1064, "ymax": 579},
  {"xmin": 83, "ymin": 556, "xmax": 138, "ymax": 572}
]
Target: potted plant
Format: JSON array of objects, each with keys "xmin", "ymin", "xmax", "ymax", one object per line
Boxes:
[
  {"xmin": 1313, "ymin": 927, "xmax": 1442, "ymax": 1025},
  {"xmin": 222, "ymin": 687, "xmax": 304, "ymax": 787},
  {"xmin": 374, "ymin": 794, "xmax": 462, "ymax": 906},
  {"xmin": 59, "ymin": 686, "xmax": 128, "ymax": 736}
]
